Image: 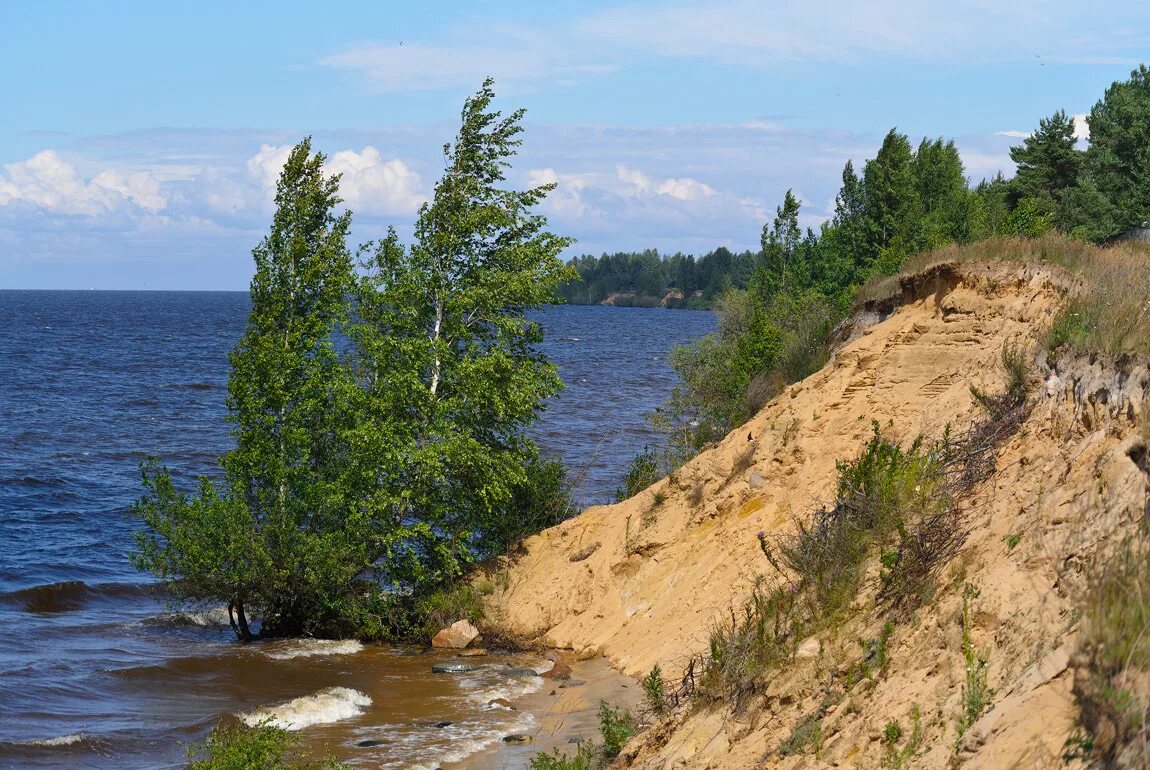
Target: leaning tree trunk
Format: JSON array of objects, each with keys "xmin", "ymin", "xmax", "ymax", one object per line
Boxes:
[{"xmin": 228, "ymin": 598, "xmax": 255, "ymax": 643}]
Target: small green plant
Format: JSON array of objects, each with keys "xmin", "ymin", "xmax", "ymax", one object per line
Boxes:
[
  {"xmin": 881, "ymin": 705, "xmax": 922, "ymax": 769},
  {"xmin": 617, "ymin": 447, "xmax": 661, "ymax": 501},
  {"xmin": 957, "ymin": 584, "xmax": 994, "ymax": 739},
  {"xmin": 848, "ymin": 620, "xmax": 896, "ymax": 687},
  {"xmin": 528, "ymin": 741, "xmax": 598, "ymax": 770},
  {"xmin": 778, "ymin": 702, "xmax": 828, "ymax": 757},
  {"xmin": 1061, "ymin": 730, "xmax": 1095, "ymax": 761},
  {"xmin": 700, "ymin": 580, "xmax": 802, "ymax": 708},
  {"xmin": 1003, "ymin": 532, "xmax": 1022, "ymax": 551},
  {"xmin": 598, "ymin": 701, "xmax": 636, "ymax": 758},
  {"xmin": 642, "ymin": 665, "xmax": 668, "ymax": 716},
  {"xmin": 187, "ymin": 721, "xmax": 349, "ymax": 770}
]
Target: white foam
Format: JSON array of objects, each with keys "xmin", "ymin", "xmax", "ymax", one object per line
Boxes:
[
  {"xmin": 19, "ymin": 733, "xmax": 85, "ymax": 747},
  {"xmin": 239, "ymin": 687, "xmax": 371, "ymax": 731},
  {"xmin": 262, "ymin": 639, "xmax": 364, "ymax": 660},
  {"xmin": 357, "ymin": 712, "xmax": 538, "ymax": 770},
  {"xmin": 162, "ymin": 607, "xmax": 231, "ymax": 626}
]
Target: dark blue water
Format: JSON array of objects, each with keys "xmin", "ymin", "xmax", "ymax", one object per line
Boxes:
[{"xmin": 0, "ymin": 291, "xmax": 714, "ymax": 768}]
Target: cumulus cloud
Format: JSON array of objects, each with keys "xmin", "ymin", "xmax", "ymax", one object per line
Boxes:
[
  {"xmin": 245, "ymin": 144, "xmax": 427, "ymax": 215},
  {"xmin": 326, "ymin": 147, "xmax": 427, "ymax": 214},
  {"xmin": 1071, "ymin": 113, "xmax": 1090, "ymax": 142},
  {"xmin": 0, "ymin": 150, "xmax": 167, "ymax": 215},
  {"xmin": 527, "ymin": 167, "xmax": 593, "ymax": 217},
  {"xmin": 995, "ymin": 129, "xmax": 1030, "ymax": 139},
  {"xmin": 656, "ymin": 177, "xmax": 717, "ymax": 201}
]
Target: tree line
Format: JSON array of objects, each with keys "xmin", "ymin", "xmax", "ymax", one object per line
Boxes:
[
  {"xmin": 132, "ymin": 81, "xmax": 574, "ymax": 641},
  {"xmin": 645, "ymin": 64, "xmax": 1150, "ymax": 471},
  {"xmin": 562, "ymin": 65, "xmax": 1150, "ymax": 316}
]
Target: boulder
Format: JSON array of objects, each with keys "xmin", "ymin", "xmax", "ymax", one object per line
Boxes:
[
  {"xmin": 431, "ymin": 619, "xmax": 480, "ymax": 649},
  {"xmin": 542, "ymin": 653, "xmax": 572, "ymax": 680}
]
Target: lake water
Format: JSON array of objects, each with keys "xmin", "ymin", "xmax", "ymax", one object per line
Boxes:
[{"xmin": 0, "ymin": 292, "xmax": 714, "ymax": 769}]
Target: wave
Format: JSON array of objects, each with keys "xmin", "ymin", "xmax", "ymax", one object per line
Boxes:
[
  {"xmin": 0, "ymin": 732, "xmax": 111, "ymax": 760},
  {"xmin": 461, "ymin": 666, "xmax": 544, "ymax": 708},
  {"xmin": 164, "ymin": 382, "xmax": 215, "ymax": 390},
  {"xmin": 0, "ymin": 580, "xmax": 152, "ymax": 613},
  {"xmin": 357, "ymin": 712, "xmax": 538, "ymax": 770},
  {"xmin": 17, "ymin": 733, "xmax": 85, "ymax": 747},
  {"xmin": 261, "ymin": 639, "xmax": 364, "ymax": 660},
  {"xmin": 142, "ymin": 606, "xmax": 232, "ymax": 628},
  {"xmin": 239, "ymin": 687, "xmax": 372, "ymax": 731}
]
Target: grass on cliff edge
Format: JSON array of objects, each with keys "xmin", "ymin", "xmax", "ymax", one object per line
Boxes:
[{"xmin": 856, "ymin": 234, "xmax": 1150, "ymax": 357}]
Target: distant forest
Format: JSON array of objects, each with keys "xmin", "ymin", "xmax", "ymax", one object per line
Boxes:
[
  {"xmin": 558, "ymin": 248, "xmax": 756, "ymax": 308},
  {"xmin": 559, "ymin": 65, "xmax": 1150, "ymax": 310}
]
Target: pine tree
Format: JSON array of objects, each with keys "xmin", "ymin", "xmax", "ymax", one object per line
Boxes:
[{"xmin": 1008, "ymin": 109, "xmax": 1081, "ymax": 211}]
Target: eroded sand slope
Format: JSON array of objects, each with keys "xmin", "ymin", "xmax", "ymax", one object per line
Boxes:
[{"xmin": 484, "ymin": 261, "xmax": 1149, "ymax": 768}]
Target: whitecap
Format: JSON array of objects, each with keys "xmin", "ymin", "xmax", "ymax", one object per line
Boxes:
[
  {"xmin": 239, "ymin": 687, "xmax": 371, "ymax": 731},
  {"xmin": 18, "ymin": 733, "xmax": 85, "ymax": 747},
  {"xmin": 262, "ymin": 639, "xmax": 364, "ymax": 660}
]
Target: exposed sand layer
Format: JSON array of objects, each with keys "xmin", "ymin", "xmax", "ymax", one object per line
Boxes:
[{"xmin": 482, "ymin": 261, "xmax": 1150, "ymax": 768}]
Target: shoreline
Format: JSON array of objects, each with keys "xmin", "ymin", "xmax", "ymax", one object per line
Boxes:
[{"xmin": 453, "ymin": 655, "xmax": 642, "ymax": 770}]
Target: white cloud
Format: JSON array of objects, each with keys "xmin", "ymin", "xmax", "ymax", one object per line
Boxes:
[
  {"xmin": 528, "ymin": 167, "xmax": 594, "ymax": 217},
  {"xmin": 245, "ymin": 144, "xmax": 427, "ymax": 215},
  {"xmin": 327, "ymin": 147, "xmax": 427, "ymax": 214},
  {"xmin": 995, "ymin": 130, "xmax": 1031, "ymax": 139},
  {"xmin": 319, "ymin": 40, "xmax": 612, "ymax": 93},
  {"xmin": 1071, "ymin": 113, "xmax": 1090, "ymax": 142},
  {"xmin": 0, "ymin": 150, "xmax": 167, "ymax": 215},
  {"xmin": 656, "ymin": 177, "xmax": 717, "ymax": 201},
  {"xmin": 616, "ymin": 165, "xmax": 652, "ymax": 196}
]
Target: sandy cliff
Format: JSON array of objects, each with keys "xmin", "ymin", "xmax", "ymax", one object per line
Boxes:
[{"xmin": 483, "ymin": 259, "xmax": 1150, "ymax": 768}]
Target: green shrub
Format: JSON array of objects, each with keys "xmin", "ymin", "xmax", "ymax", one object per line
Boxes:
[
  {"xmin": 642, "ymin": 665, "xmax": 667, "ymax": 716},
  {"xmin": 778, "ymin": 706, "xmax": 825, "ymax": 756},
  {"xmin": 414, "ymin": 583, "xmax": 485, "ymax": 642},
  {"xmin": 598, "ymin": 701, "xmax": 636, "ymax": 757},
  {"xmin": 701, "ymin": 581, "xmax": 802, "ymax": 708},
  {"xmin": 776, "ymin": 425, "xmax": 950, "ymax": 617},
  {"xmin": 616, "ymin": 447, "xmax": 661, "ymax": 502},
  {"xmin": 528, "ymin": 741, "xmax": 599, "ymax": 770},
  {"xmin": 186, "ymin": 721, "xmax": 348, "ymax": 770}
]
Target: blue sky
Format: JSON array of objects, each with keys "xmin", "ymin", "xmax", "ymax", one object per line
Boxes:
[{"xmin": 2, "ymin": 1, "xmax": 1147, "ymax": 289}]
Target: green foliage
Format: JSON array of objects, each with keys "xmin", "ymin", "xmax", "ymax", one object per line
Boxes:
[
  {"xmin": 526, "ymin": 702, "xmax": 635, "ymax": 770},
  {"xmin": 616, "ymin": 447, "xmax": 661, "ymax": 501},
  {"xmin": 186, "ymin": 721, "xmax": 348, "ymax": 770},
  {"xmin": 778, "ymin": 425, "xmax": 949, "ymax": 617},
  {"xmin": 528, "ymin": 742, "xmax": 599, "ymax": 770},
  {"xmin": 598, "ymin": 701, "xmax": 636, "ymax": 757},
  {"xmin": 778, "ymin": 703, "xmax": 827, "ymax": 757},
  {"xmin": 642, "ymin": 664, "xmax": 668, "ymax": 716},
  {"xmin": 349, "ymin": 78, "xmax": 576, "ymax": 590},
  {"xmin": 701, "ymin": 580, "xmax": 802, "ymax": 707},
  {"xmin": 558, "ymin": 247, "xmax": 757, "ymax": 308},
  {"xmin": 881, "ymin": 705, "xmax": 923, "ymax": 770},
  {"xmin": 1008, "ymin": 109, "xmax": 1081, "ymax": 212},
  {"xmin": 134, "ymin": 82, "xmax": 575, "ymax": 642},
  {"xmin": 1043, "ymin": 240, "xmax": 1150, "ymax": 356},
  {"xmin": 134, "ymin": 138, "xmax": 368, "ymax": 640},
  {"xmin": 957, "ymin": 584, "xmax": 994, "ymax": 738}
]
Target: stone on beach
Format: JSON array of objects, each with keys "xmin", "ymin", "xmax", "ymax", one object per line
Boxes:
[{"xmin": 431, "ymin": 619, "xmax": 480, "ymax": 649}]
